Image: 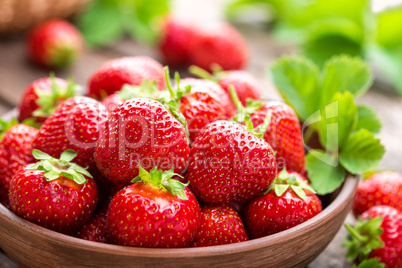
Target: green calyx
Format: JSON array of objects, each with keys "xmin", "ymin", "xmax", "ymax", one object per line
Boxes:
[
  {"xmin": 117, "ymin": 80, "xmax": 163, "ymax": 101},
  {"xmin": 352, "ymin": 259, "xmax": 385, "ymax": 268},
  {"xmin": 264, "ymin": 168, "xmax": 316, "ymax": 200},
  {"xmin": 229, "ymin": 86, "xmax": 268, "ymax": 139},
  {"xmin": 0, "ymin": 118, "xmax": 19, "ymax": 140},
  {"xmin": 33, "ymin": 74, "xmax": 81, "ymax": 119},
  {"xmin": 26, "ymin": 149, "xmax": 92, "ymax": 184},
  {"xmin": 131, "ymin": 163, "xmax": 188, "ymax": 200},
  {"xmin": 162, "ymin": 66, "xmax": 191, "ymax": 140},
  {"xmin": 188, "ymin": 64, "xmax": 226, "ymax": 82},
  {"xmin": 48, "ymin": 44, "xmax": 78, "ymax": 68},
  {"xmin": 343, "ymin": 217, "xmax": 385, "ymax": 264}
]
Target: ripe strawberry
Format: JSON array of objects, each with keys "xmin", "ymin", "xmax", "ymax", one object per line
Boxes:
[
  {"xmin": 193, "ymin": 204, "xmax": 248, "ymax": 247},
  {"xmin": 188, "ymin": 23, "xmax": 248, "ymax": 72},
  {"xmin": 78, "ymin": 207, "xmax": 110, "ymax": 243},
  {"xmin": 9, "ymin": 149, "xmax": 98, "ymax": 235},
  {"xmin": 95, "ymin": 98, "xmax": 190, "ymax": 185},
  {"xmin": 27, "ymin": 19, "xmax": 84, "ymax": 68},
  {"xmin": 190, "ymin": 66, "xmax": 262, "ymax": 106},
  {"xmin": 353, "ymin": 171, "xmax": 402, "ymax": 217},
  {"xmin": 158, "ymin": 17, "xmax": 196, "ymax": 66},
  {"xmin": 18, "ymin": 76, "xmax": 80, "ymax": 123},
  {"xmin": 108, "ymin": 164, "xmax": 201, "ymax": 247},
  {"xmin": 88, "ymin": 56, "xmax": 165, "ymax": 100},
  {"xmin": 187, "ymin": 120, "xmax": 277, "ymax": 204},
  {"xmin": 245, "ymin": 169, "xmax": 322, "ymax": 238},
  {"xmin": 344, "ymin": 205, "xmax": 402, "ymax": 268},
  {"xmin": 32, "ymin": 96, "xmax": 108, "ymax": 170},
  {"xmin": 0, "ymin": 120, "xmax": 38, "ymax": 203},
  {"xmin": 180, "ymin": 78, "xmax": 236, "ymax": 117}
]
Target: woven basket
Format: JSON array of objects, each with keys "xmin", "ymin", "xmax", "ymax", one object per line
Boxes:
[{"xmin": 0, "ymin": 0, "xmax": 91, "ymax": 34}]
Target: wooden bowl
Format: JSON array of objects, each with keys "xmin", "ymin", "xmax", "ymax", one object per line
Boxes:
[{"xmin": 0, "ymin": 176, "xmax": 357, "ymax": 268}]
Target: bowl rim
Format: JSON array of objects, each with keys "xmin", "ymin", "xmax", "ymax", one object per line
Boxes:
[{"xmin": 0, "ymin": 175, "xmax": 358, "ymax": 258}]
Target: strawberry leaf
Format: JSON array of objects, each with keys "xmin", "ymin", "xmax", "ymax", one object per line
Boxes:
[
  {"xmin": 318, "ymin": 92, "xmax": 357, "ymax": 152},
  {"xmin": 355, "ymin": 105, "xmax": 382, "ymax": 134},
  {"xmin": 269, "ymin": 56, "xmax": 320, "ymax": 121},
  {"xmin": 306, "ymin": 150, "xmax": 346, "ymax": 195},
  {"xmin": 352, "ymin": 259, "xmax": 385, "ymax": 268},
  {"xmin": 60, "ymin": 149, "xmax": 77, "ymax": 162},
  {"xmin": 339, "ymin": 129, "xmax": 385, "ymax": 174}
]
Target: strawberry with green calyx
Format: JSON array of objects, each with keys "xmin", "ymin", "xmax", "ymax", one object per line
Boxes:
[
  {"xmin": 245, "ymin": 169, "xmax": 322, "ymax": 238},
  {"xmin": 190, "ymin": 65, "xmax": 262, "ymax": 106},
  {"xmin": 9, "ymin": 149, "xmax": 98, "ymax": 235},
  {"xmin": 108, "ymin": 163, "xmax": 201, "ymax": 247},
  {"xmin": 187, "ymin": 118, "xmax": 276, "ymax": 204},
  {"xmin": 344, "ymin": 205, "xmax": 402, "ymax": 267},
  {"xmin": 229, "ymin": 86, "xmax": 305, "ymax": 172},
  {"xmin": 18, "ymin": 75, "xmax": 81, "ymax": 123},
  {"xmin": 164, "ymin": 67, "xmax": 226, "ymax": 142},
  {"xmin": 101, "ymin": 80, "xmax": 163, "ymax": 114},
  {"xmin": 0, "ymin": 119, "xmax": 38, "ymax": 205}
]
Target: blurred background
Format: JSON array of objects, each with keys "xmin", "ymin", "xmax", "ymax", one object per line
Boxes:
[{"xmin": 0, "ymin": 0, "xmax": 402, "ymax": 267}]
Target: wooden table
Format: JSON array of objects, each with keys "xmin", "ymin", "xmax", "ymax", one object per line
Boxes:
[{"xmin": 1, "ymin": 1, "xmax": 402, "ymax": 267}]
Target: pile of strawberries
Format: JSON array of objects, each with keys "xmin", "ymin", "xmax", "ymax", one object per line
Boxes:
[{"xmin": 0, "ymin": 53, "xmax": 324, "ymax": 248}]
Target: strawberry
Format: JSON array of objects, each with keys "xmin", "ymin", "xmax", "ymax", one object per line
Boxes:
[
  {"xmin": 353, "ymin": 171, "xmax": 402, "ymax": 217},
  {"xmin": 88, "ymin": 56, "xmax": 165, "ymax": 100},
  {"xmin": 18, "ymin": 76, "xmax": 80, "ymax": 123},
  {"xmin": 9, "ymin": 149, "xmax": 98, "ymax": 235},
  {"xmin": 32, "ymin": 96, "xmax": 108, "ymax": 170},
  {"xmin": 187, "ymin": 120, "xmax": 277, "ymax": 204},
  {"xmin": 190, "ymin": 66, "xmax": 262, "ymax": 106},
  {"xmin": 193, "ymin": 204, "xmax": 248, "ymax": 247},
  {"xmin": 344, "ymin": 205, "xmax": 402, "ymax": 268},
  {"xmin": 180, "ymin": 78, "xmax": 236, "ymax": 117},
  {"xmin": 108, "ymin": 164, "xmax": 201, "ymax": 247},
  {"xmin": 95, "ymin": 98, "xmax": 190, "ymax": 185},
  {"xmin": 188, "ymin": 23, "xmax": 248, "ymax": 72},
  {"xmin": 158, "ymin": 17, "xmax": 196, "ymax": 66},
  {"xmin": 0, "ymin": 120, "xmax": 38, "ymax": 203},
  {"xmin": 245, "ymin": 169, "xmax": 322, "ymax": 238},
  {"xmin": 78, "ymin": 207, "xmax": 110, "ymax": 243},
  {"xmin": 26, "ymin": 19, "xmax": 84, "ymax": 68}
]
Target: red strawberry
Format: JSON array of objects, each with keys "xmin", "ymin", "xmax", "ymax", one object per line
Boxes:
[
  {"xmin": 188, "ymin": 23, "xmax": 248, "ymax": 72},
  {"xmin": 95, "ymin": 98, "xmax": 190, "ymax": 185},
  {"xmin": 18, "ymin": 76, "xmax": 79, "ymax": 123},
  {"xmin": 27, "ymin": 19, "xmax": 84, "ymax": 68},
  {"xmin": 108, "ymin": 164, "xmax": 201, "ymax": 247},
  {"xmin": 0, "ymin": 120, "xmax": 38, "ymax": 202},
  {"xmin": 193, "ymin": 204, "xmax": 248, "ymax": 247},
  {"xmin": 158, "ymin": 17, "xmax": 196, "ymax": 66},
  {"xmin": 247, "ymin": 100, "xmax": 305, "ymax": 172},
  {"xmin": 180, "ymin": 78, "xmax": 236, "ymax": 117},
  {"xmin": 32, "ymin": 96, "xmax": 108, "ymax": 169},
  {"xmin": 187, "ymin": 120, "xmax": 277, "ymax": 204},
  {"xmin": 9, "ymin": 149, "xmax": 98, "ymax": 235},
  {"xmin": 245, "ymin": 169, "xmax": 322, "ymax": 238},
  {"xmin": 190, "ymin": 66, "xmax": 262, "ymax": 106},
  {"xmin": 353, "ymin": 171, "xmax": 402, "ymax": 217},
  {"xmin": 78, "ymin": 207, "xmax": 110, "ymax": 243},
  {"xmin": 344, "ymin": 205, "xmax": 402, "ymax": 267},
  {"xmin": 88, "ymin": 56, "xmax": 165, "ymax": 100}
]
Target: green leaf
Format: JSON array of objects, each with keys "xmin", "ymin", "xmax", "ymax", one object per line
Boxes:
[
  {"xmin": 352, "ymin": 259, "xmax": 385, "ymax": 268},
  {"xmin": 60, "ymin": 149, "xmax": 77, "ymax": 162},
  {"xmin": 76, "ymin": 0, "xmax": 124, "ymax": 47},
  {"xmin": 306, "ymin": 150, "xmax": 346, "ymax": 195},
  {"xmin": 376, "ymin": 7, "xmax": 402, "ymax": 48},
  {"xmin": 339, "ymin": 129, "xmax": 385, "ymax": 174},
  {"xmin": 274, "ymin": 184, "xmax": 289, "ymax": 197},
  {"xmin": 32, "ymin": 149, "xmax": 52, "ymax": 160},
  {"xmin": 269, "ymin": 56, "xmax": 320, "ymax": 121},
  {"xmin": 318, "ymin": 92, "xmax": 357, "ymax": 152},
  {"xmin": 320, "ymin": 55, "xmax": 372, "ymax": 107},
  {"xmin": 225, "ymin": 0, "xmax": 284, "ymax": 23},
  {"xmin": 355, "ymin": 105, "xmax": 382, "ymax": 134}
]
